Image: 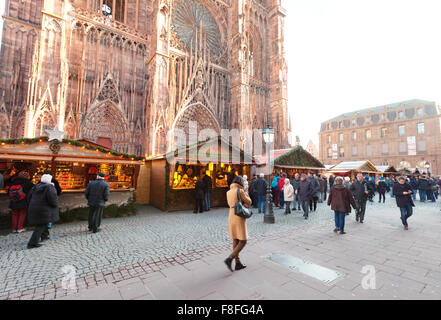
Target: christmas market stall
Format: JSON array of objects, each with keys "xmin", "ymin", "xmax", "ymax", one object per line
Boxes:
[
  {"xmin": 376, "ymin": 165, "xmax": 399, "ymax": 178},
  {"xmin": 146, "ymin": 136, "xmax": 256, "ymax": 212},
  {"xmin": 0, "ymin": 137, "xmax": 144, "ymax": 217},
  {"xmin": 327, "ymin": 160, "xmax": 380, "ymax": 179},
  {"xmin": 256, "ymin": 146, "xmax": 326, "ymax": 176}
]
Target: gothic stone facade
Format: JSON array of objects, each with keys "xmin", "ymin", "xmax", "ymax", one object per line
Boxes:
[{"xmin": 0, "ymin": 0, "xmax": 290, "ymax": 156}]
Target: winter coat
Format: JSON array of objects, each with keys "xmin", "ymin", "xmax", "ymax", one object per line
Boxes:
[
  {"xmin": 377, "ymin": 181, "xmax": 387, "ymax": 193},
  {"xmin": 328, "ymin": 185, "xmax": 357, "ymax": 214},
  {"xmin": 318, "ymin": 178, "xmax": 325, "ymax": 193},
  {"xmin": 393, "ymin": 183, "xmax": 415, "ymax": 208},
  {"xmin": 85, "ymin": 179, "xmax": 110, "ymax": 207},
  {"xmin": 350, "ymin": 180, "xmax": 369, "ymax": 201},
  {"xmin": 409, "ymin": 177, "xmax": 418, "ymax": 190},
  {"xmin": 27, "ymin": 183, "xmax": 59, "ymax": 225},
  {"xmin": 249, "ymin": 178, "xmax": 257, "ymax": 195},
  {"xmin": 298, "ymin": 179, "xmax": 313, "ymax": 201},
  {"xmin": 271, "ymin": 176, "xmax": 280, "ymax": 191},
  {"xmin": 418, "ymin": 178, "xmax": 428, "ymax": 191},
  {"xmin": 283, "ymin": 181, "xmax": 294, "ymax": 202},
  {"xmin": 277, "ymin": 177, "xmax": 285, "ymax": 193},
  {"xmin": 202, "ymin": 175, "xmax": 212, "ymax": 193},
  {"xmin": 308, "ymin": 177, "xmax": 320, "ymax": 198},
  {"xmin": 291, "ymin": 178, "xmax": 301, "ymax": 192},
  {"xmin": 194, "ymin": 180, "xmax": 205, "ymax": 200},
  {"xmin": 254, "ymin": 178, "xmax": 268, "ymax": 196},
  {"xmin": 227, "ymin": 183, "xmax": 252, "ymax": 241},
  {"xmin": 8, "ymin": 177, "xmax": 34, "ymax": 210},
  {"xmin": 323, "ymin": 177, "xmax": 328, "ymax": 193}
]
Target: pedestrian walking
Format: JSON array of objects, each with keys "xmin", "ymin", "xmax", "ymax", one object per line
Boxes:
[
  {"xmin": 318, "ymin": 174, "xmax": 325, "ymax": 203},
  {"xmin": 292, "ymin": 173, "xmax": 301, "ymax": 211},
  {"xmin": 323, "ymin": 176, "xmax": 328, "ymax": 201},
  {"xmin": 26, "ymin": 173, "xmax": 59, "ymax": 249},
  {"xmin": 202, "ymin": 172, "xmax": 212, "ymax": 211},
  {"xmin": 8, "ymin": 171, "xmax": 34, "ymax": 233},
  {"xmin": 427, "ymin": 176, "xmax": 436, "ymax": 202},
  {"xmin": 283, "ymin": 178, "xmax": 294, "ymax": 215},
  {"xmin": 350, "ymin": 173, "xmax": 369, "ymax": 223},
  {"xmin": 43, "ymin": 170, "xmax": 61, "ymax": 230},
  {"xmin": 409, "ymin": 175, "xmax": 418, "ymax": 201},
  {"xmin": 255, "ymin": 173, "xmax": 268, "ymax": 214},
  {"xmin": 328, "ymin": 177, "xmax": 357, "ymax": 235},
  {"xmin": 224, "ymin": 176, "xmax": 252, "ymax": 272},
  {"xmin": 389, "ymin": 177, "xmax": 396, "ymax": 198},
  {"xmin": 249, "ymin": 175, "xmax": 258, "ymax": 208},
  {"xmin": 329, "ymin": 175, "xmax": 335, "ymax": 189},
  {"xmin": 297, "ymin": 173, "xmax": 313, "ymax": 220},
  {"xmin": 307, "ymin": 172, "xmax": 319, "ymax": 212},
  {"xmin": 85, "ymin": 173, "xmax": 110, "ymax": 232},
  {"xmin": 418, "ymin": 175, "xmax": 428, "ymax": 202},
  {"xmin": 392, "ymin": 176, "xmax": 415, "ymax": 230},
  {"xmin": 271, "ymin": 174, "xmax": 280, "ymax": 207},
  {"xmin": 193, "ymin": 176, "xmax": 205, "ymax": 214},
  {"xmin": 377, "ymin": 177, "xmax": 387, "ymax": 203}
]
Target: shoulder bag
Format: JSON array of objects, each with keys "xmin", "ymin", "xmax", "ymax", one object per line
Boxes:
[{"xmin": 234, "ymin": 188, "xmax": 253, "ymax": 219}]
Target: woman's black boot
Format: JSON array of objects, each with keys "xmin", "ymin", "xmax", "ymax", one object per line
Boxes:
[
  {"xmin": 235, "ymin": 261, "xmax": 247, "ymax": 271},
  {"xmin": 224, "ymin": 257, "xmax": 233, "ymax": 272}
]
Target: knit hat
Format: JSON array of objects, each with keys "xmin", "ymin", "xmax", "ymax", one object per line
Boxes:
[{"xmin": 41, "ymin": 174, "xmax": 53, "ymax": 184}]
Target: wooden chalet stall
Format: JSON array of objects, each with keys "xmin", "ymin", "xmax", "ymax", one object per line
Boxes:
[
  {"xmin": 376, "ymin": 165, "xmax": 399, "ymax": 178},
  {"xmin": 327, "ymin": 160, "xmax": 380, "ymax": 180},
  {"xmin": 257, "ymin": 146, "xmax": 325, "ymax": 176},
  {"xmin": 147, "ymin": 137, "xmax": 256, "ymax": 212},
  {"xmin": 0, "ymin": 138, "xmax": 143, "ymax": 215}
]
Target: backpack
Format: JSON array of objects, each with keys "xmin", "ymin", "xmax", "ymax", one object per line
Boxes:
[{"xmin": 9, "ymin": 185, "xmax": 26, "ymax": 202}]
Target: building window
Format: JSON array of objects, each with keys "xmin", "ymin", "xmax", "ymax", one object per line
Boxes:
[
  {"xmin": 382, "ymin": 143, "xmax": 389, "ymax": 155},
  {"xmin": 351, "ymin": 131, "xmax": 357, "ymax": 141},
  {"xmin": 351, "ymin": 119, "xmax": 356, "ymax": 127},
  {"xmin": 380, "ymin": 114, "xmax": 385, "ymax": 121},
  {"xmin": 399, "ymin": 142, "xmax": 407, "ymax": 154},
  {"xmin": 398, "ymin": 125, "xmax": 405, "ymax": 137},
  {"xmin": 339, "ymin": 133, "xmax": 344, "ymax": 143},
  {"xmin": 352, "ymin": 146, "xmax": 358, "ymax": 156},
  {"xmin": 381, "ymin": 127, "xmax": 387, "ymax": 138},
  {"xmin": 417, "ymin": 122, "xmax": 425, "ymax": 135},
  {"xmin": 417, "ymin": 140, "xmax": 427, "ymax": 153},
  {"xmin": 102, "ymin": 0, "xmax": 125, "ymax": 22},
  {"xmin": 417, "ymin": 108, "xmax": 423, "ymax": 117},
  {"xmin": 339, "ymin": 147, "xmax": 345, "ymax": 158},
  {"xmin": 366, "ymin": 145, "xmax": 372, "ymax": 157},
  {"xmin": 327, "ymin": 148, "xmax": 332, "ymax": 158},
  {"xmin": 365, "ymin": 129, "xmax": 371, "ymax": 139},
  {"xmin": 326, "ymin": 135, "xmax": 331, "ymax": 144},
  {"xmin": 398, "ymin": 111, "xmax": 404, "ymax": 120}
]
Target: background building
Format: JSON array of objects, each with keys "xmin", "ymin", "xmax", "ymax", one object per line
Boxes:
[
  {"xmin": 319, "ymin": 99, "xmax": 441, "ymax": 175},
  {"xmin": 0, "ymin": 0, "xmax": 291, "ymax": 156},
  {"xmin": 305, "ymin": 139, "xmax": 318, "ymax": 159}
]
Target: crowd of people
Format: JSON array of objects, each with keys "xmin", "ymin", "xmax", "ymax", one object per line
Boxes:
[{"xmin": 1, "ymin": 169, "xmax": 110, "ymax": 249}]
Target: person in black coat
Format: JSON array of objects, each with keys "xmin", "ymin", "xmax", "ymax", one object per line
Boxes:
[
  {"xmin": 392, "ymin": 176, "xmax": 415, "ymax": 230},
  {"xmin": 254, "ymin": 174, "xmax": 268, "ymax": 214},
  {"xmin": 249, "ymin": 175, "xmax": 258, "ymax": 208},
  {"xmin": 194, "ymin": 176, "xmax": 205, "ymax": 214},
  {"xmin": 85, "ymin": 173, "xmax": 110, "ymax": 233},
  {"xmin": 409, "ymin": 176, "xmax": 418, "ymax": 200},
  {"xmin": 350, "ymin": 173, "xmax": 369, "ymax": 223},
  {"xmin": 418, "ymin": 175, "xmax": 428, "ymax": 202},
  {"xmin": 27, "ymin": 174, "xmax": 59, "ymax": 248},
  {"xmin": 377, "ymin": 177, "xmax": 387, "ymax": 203},
  {"xmin": 202, "ymin": 173, "xmax": 212, "ymax": 211},
  {"xmin": 297, "ymin": 174, "xmax": 313, "ymax": 220}
]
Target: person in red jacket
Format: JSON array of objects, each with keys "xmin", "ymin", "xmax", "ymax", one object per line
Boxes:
[{"xmin": 278, "ymin": 173, "xmax": 287, "ymax": 209}]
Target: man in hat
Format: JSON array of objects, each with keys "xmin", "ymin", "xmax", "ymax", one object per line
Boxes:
[{"xmin": 85, "ymin": 173, "xmax": 110, "ymax": 233}]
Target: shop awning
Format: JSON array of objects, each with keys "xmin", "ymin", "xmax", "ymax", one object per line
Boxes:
[
  {"xmin": 0, "ymin": 154, "xmax": 52, "ymax": 161},
  {"xmin": 54, "ymin": 157, "xmax": 142, "ymax": 165}
]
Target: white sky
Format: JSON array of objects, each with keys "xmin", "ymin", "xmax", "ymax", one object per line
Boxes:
[{"xmin": 283, "ymin": 0, "xmax": 441, "ymax": 147}]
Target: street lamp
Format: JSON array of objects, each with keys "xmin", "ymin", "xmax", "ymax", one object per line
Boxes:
[{"xmin": 263, "ymin": 126, "xmax": 275, "ymax": 224}]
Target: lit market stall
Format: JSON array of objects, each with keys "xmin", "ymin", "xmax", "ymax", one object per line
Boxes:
[
  {"xmin": 147, "ymin": 136, "xmax": 256, "ymax": 212},
  {"xmin": 0, "ymin": 137, "xmax": 144, "ymax": 215},
  {"xmin": 327, "ymin": 160, "xmax": 380, "ymax": 180}
]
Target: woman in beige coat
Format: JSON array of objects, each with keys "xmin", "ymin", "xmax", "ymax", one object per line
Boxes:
[{"xmin": 224, "ymin": 176, "xmax": 252, "ymax": 272}]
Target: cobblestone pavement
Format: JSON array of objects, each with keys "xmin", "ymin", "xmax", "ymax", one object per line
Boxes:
[{"xmin": 1, "ymin": 197, "xmax": 441, "ymax": 300}]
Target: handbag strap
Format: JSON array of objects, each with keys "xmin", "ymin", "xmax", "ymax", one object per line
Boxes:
[{"xmin": 236, "ymin": 188, "xmax": 242, "ymax": 204}]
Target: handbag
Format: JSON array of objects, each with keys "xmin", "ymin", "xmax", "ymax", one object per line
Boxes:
[{"xmin": 234, "ymin": 188, "xmax": 253, "ymax": 219}]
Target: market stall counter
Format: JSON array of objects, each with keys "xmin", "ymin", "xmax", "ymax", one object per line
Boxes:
[{"xmin": 147, "ymin": 136, "xmax": 256, "ymax": 212}]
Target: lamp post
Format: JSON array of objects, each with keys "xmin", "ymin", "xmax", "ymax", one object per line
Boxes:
[{"xmin": 263, "ymin": 126, "xmax": 275, "ymax": 224}]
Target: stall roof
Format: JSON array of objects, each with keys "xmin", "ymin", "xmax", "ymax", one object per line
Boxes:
[
  {"xmin": 324, "ymin": 164, "xmax": 336, "ymax": 170},
  {"xmin": 147, "ymin": 136, "xmax": 256, "ymax": 165},
  {"xmin": 0, "ymin": 139, "xmax": 144, "ymax": 165},
  {"xmin": 329, "ymin": 160, "xmax": 380, "ymax": 173},
  {"xmin": 273, "ymin": 146, "xmax": 325, "ymax": 169},
  {"xmin": 376, "ymin": 165, "xmax": 398, "ymax": 173}
]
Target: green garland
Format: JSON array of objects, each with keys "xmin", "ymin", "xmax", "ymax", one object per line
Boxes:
[{"xmin": 0, "ymin": 136, "xmax": 145, "ymax": 161}]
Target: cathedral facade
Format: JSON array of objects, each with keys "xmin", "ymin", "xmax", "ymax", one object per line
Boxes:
[{"xmin": 0, "ymin": 0, "xmax": 290, "ymax": 156}]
